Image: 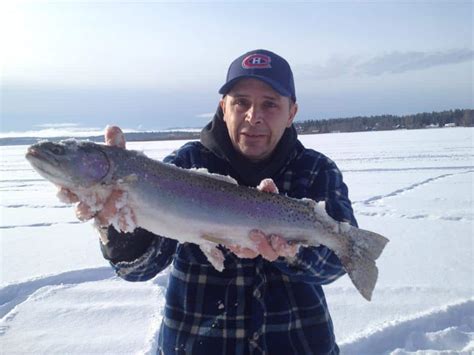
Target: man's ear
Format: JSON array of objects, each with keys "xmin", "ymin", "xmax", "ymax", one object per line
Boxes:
[
  {"xmin": 287, "ymin": 102, "xmax": 298, "ymax": 128},
  {"xmin": 220, "ymin": 97, "xmax": 226, "ymax": 122}
]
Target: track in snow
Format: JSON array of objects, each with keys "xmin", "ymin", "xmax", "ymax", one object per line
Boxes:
[{"xmin": 340, "ymin": 299, "xmax": 474, "ymax": 354}]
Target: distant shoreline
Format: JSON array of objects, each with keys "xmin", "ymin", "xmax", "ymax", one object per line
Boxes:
[
  {"xmin": 0, "ymin": 125, "xmax": 470, "ymax": 147},
  {"xmin": 2, "ymin": 108, "xmax": 472, "ymax": 146}
]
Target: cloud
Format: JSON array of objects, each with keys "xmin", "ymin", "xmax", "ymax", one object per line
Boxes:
[
  {"xmin": 357, "ymin": 48, "xmax": 474, "ymax": 76},
  {"xmin": 195, "ymin": 112, "xmax": 215, "ymax": 119},
  {"xmin": 297, "ymin": 48, "xmax": 473, "ymax": 80},
  {"xmin": 0, "ymin": 124, "xmax": 138, "ymax": 138},
  {"xmin": 297, "ymin": 55, "xmax": 359, "ymax": 81},
  {"xmin": 0, "ymin": 127, "xmax": 103, "ymax": 138},
  {"xmin": 34, "ymin": 123, "xmax": 80, "ymax": 128}
]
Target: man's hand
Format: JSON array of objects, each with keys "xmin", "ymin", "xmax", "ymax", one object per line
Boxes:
[
  {"xmin": 57, "ymin": 126, "xmax": 136, "ymax": 232},
  {"xmin": 227, "ymin": 178, "xmax": 299, "ymax": 261}
]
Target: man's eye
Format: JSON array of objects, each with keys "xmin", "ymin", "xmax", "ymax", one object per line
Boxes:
[
  {"xmin": 264, "ymin": 101, "xmax": 277, "ymax": 108},
  {"xmin": 234, "ymin": 99, "xmax": 248, "ymax": 106}
]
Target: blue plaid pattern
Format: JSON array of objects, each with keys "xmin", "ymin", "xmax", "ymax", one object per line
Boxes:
[{"xmin": 110, "ymin": 141, "xmax": 357, "ymax": 354}]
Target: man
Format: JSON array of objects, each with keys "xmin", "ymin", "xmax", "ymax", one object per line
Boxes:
[{"xmin": 67, "ymin": 49, "xmax": 357, "ymax": 354}]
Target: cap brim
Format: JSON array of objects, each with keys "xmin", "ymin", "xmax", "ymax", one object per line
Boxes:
[{"xmin": 218, "ymin": 75, "xmax": 292, "ymax": 98}]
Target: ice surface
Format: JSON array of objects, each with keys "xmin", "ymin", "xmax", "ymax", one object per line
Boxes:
[
  {"xmin": 1, "ymin": 128, "xmax": 473, "ymax": 354},
  {"xmin": 339, "ymin": 298, "xmax": 474, "ymax": 353}
]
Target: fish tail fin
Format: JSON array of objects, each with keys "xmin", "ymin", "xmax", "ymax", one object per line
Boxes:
[{"xmin": 338, "ymin": 226, "xmax": 389, "ymax": 301}]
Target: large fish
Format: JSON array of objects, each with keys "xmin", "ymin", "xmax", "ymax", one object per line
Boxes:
[{"xmin": 25, "ymin": 140, "xmax": 389, "ymax": 300}]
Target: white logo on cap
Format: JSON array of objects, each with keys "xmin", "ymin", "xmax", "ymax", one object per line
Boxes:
[{"xmin": 242, "ymin": 54, "xmax": 272, "ymax": 69}]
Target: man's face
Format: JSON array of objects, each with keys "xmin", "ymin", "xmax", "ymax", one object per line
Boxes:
[{"xmin": 220, "ymin": 78, "xmax": 298, "ymax": 162}]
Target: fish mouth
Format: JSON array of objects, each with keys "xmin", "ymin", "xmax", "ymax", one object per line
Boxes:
[
  {"xmin": 26, "ymin": 147, "xmax": 60, "ymax": 167},
  {"xmin": 25, "ymin": 147, "xmax": 63, "ymax": 182}
]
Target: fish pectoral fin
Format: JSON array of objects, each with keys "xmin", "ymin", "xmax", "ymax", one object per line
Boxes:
[
  {"xmin": 199, "ymin": 243, "xmax": 225, "ymax": 272},
  {"xmin": 201, "ymin": 234, "xmax": 228, "ymax": 245},
  {"xmin": 117, "ymin": 174, "xmax": 138, "ymax": 185}
]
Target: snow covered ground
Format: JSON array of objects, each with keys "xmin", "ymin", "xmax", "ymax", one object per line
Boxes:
[{"xmin": 1, "ymin": 127, "xmax": 473, "ymax": 354}]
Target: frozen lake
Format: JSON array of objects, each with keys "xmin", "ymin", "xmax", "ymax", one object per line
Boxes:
[{"xmin": 1, "ymin": 127, "xmax": 473, "ymax": 354}]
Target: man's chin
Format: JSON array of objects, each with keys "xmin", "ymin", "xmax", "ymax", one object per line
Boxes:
[{"xmin": 238, "ymin": 146, "xmax": 270, "ymax": 162}]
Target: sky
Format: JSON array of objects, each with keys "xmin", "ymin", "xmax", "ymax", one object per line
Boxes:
[{"xmin": 0, "ymin": 0, "xmax": 472, "ymax": 136}]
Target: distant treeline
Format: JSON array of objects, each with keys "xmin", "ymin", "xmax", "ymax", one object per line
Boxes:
[
  {"xmin": 294, "ymin": 109, "xmax": 473, "ymax": 134},
  {"xmin": 124, "ymin": 131, "xmax": 201, "ymax": 142},
  {"xmin": 2, "ymin": 109, "xmax": 473, "ymax": 146}
]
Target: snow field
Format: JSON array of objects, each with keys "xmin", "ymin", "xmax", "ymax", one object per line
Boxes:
[{"xmin": 1, "ymin": 128, "xmax": 473, "ymax": 354}]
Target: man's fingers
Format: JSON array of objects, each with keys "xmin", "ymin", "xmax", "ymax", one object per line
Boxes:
[
  {"xmin": 95, "ymin": 189, "xmax": 124, "ymax": 226},
  {"xmin": 230, "ymin": 230, "xmax": 298, "ymax": 261},
  {"xmin": 118, "ymin": 206, "xmax": 137, "ymax": 233},
  {"xmin": 105, "ymin": 125, "xmax": 126, "ymax": 148},
  {"xmin": 257, "ymin": 178, "xmax": 279, "ymax": 194},
  {"xmin": 228, "ymin": 245, "xmax": 259, "ymax": 259},
  {"xmin": 75, "ymin": 201, "xmax": 95, "ymax": 221},
  {"xmin": 270, "ymin": 235, "xmax": 299, "ymax": 258},
  {"xmin": 57, "ymin": 187, "xmax": 80, "ymax": 204},
  {"xmin": 94, "ymin": 190, "xmax": 137, "ymax": 233},
  {"xmin": 250, "ymin": 230, "xmax": 279, "ymax": 262}
]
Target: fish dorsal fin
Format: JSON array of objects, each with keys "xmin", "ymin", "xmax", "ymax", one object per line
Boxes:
[
  {"xmin": 302, "ymin": 198, "xmax": 351, "ymax": 233},
  {"xmin": 192, "ymin": 168, "xmax": 238, "ymax": 185},
  {"xmin": 301, "ymin": 198, "xmax": 325, "ymax": 210},
  {"xmin": 301, "ymin": 198, "xmax": 333, "ymax": 223}
]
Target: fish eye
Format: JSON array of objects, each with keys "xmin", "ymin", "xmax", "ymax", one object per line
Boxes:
[{"xmin": 50, "ymin": 145, "xmax": 65, "ymax": 155}]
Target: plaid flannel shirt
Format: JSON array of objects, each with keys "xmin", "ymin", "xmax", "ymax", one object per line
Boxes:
[{"xmin": 109, "ymin": 140, "xmax": 357, "ymax": 355}]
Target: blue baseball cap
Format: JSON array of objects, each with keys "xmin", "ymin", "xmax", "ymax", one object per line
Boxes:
[{"xmin": 219, "ymin": 49, "xmax": 296, "ymax": 102}]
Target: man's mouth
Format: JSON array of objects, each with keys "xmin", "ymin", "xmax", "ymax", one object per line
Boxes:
[{"xmin": 241, "ymin": 132, "xmax": 267, "ymax": 139}]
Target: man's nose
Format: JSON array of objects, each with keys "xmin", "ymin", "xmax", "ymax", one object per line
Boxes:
[{"xmin": 245, "ymin": 105, "xmax": 263, "ymax": 125}]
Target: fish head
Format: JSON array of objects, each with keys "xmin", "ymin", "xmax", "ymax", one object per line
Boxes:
[{"xmin": 25, "ymin": 140, "xmax": 110, "ymax": 189}]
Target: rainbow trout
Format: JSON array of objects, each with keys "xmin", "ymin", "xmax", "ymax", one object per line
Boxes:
[{"xmin": 26, "ymin": 140, "xmax": 389, "ymax": 300}]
